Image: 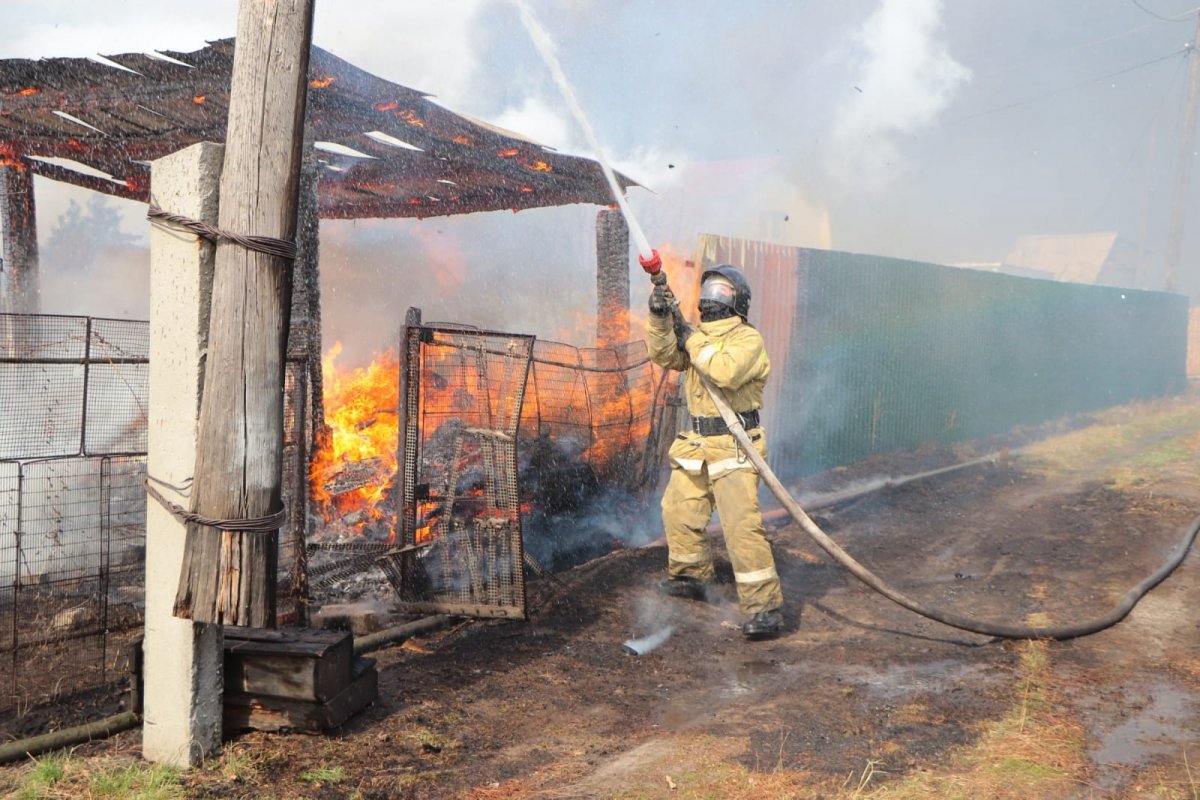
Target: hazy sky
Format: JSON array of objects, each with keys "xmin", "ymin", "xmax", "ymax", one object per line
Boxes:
[{"xmin": 2, "ymin": 0, "xmax": 1198, "ymax": 360}]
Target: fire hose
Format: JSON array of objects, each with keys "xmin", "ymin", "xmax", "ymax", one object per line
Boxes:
[{"xmin": 642, "ymin": 255, "xmax": 1200, "ymax": 641}]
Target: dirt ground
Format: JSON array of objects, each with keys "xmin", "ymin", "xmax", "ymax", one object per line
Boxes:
[{"xmin": 4, "ymin": 388, "xmax": 1200, "ymax": 799}]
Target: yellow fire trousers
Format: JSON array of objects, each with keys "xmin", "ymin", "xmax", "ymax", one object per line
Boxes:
[{"xmin": 661, "ymin": 428, "xmax": 784, "ymax": 614}]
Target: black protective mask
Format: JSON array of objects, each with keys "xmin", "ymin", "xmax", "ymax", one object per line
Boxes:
[{"xmin": 699, "ymin": 299, "xmax": 736, "ymax": 322}]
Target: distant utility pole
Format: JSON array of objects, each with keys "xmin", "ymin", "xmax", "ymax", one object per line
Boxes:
[
  {"xmin": 1164, "ymin": 12, "xmax": 1200, "ymax": 294},
  {"xmin": 174, "ymin": 0, "xmax": 315, "ymax": 627}
]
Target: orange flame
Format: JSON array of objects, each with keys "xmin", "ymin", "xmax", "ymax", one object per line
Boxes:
[
  {"xmin": 524, "ymin": 160, "xmax": 552, "ymax": 172},
  {"xmin": 309, "ymin": 76, "xmax": 335, "ymax": 88},
  {"xmin": 19, "ymin": 88, "xmax": 39, "ymax": 96},
  {"xmin": 395, "ymin": 109, "xmax": 425, "ymax": 127},
  {"xmin": 375, "ymin": 101, "xmax": 399, "ymax": 112},
  {"xmin": 193, "ymin": 95, "xmax": 206, "ymax": 104},
  {"xmin": 453, "ymin": 135, "xmax": 473, "ymax": 146},
  {"xmin": 0, "ymin": 144, "xmax": 24, "ymax": 169},
  {"xmin": 309, "ymin": 343, "xmax": 400, "ymax": 528}
]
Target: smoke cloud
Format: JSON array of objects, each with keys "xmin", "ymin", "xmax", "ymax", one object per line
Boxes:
[{"xmin": 828, "ymin": 0, "xmax": 971, "ymax": 194}]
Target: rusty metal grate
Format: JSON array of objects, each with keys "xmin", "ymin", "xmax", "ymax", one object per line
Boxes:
[{"xmin": 392, "ymin": 320, "xmax": 534, "ymax": 619}]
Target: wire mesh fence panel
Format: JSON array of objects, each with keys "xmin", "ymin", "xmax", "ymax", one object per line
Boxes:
[
  {"xmin": 391, "ymin": 326, "xmax": 534, "ymax": 619},
  {"xmin": 89, "ymin": 317, "xmax": 151, "ymax": 361},
  {"xmin": 84, "ymin": 364, "xmax": 149, "ymax": 456},
  {"xmin": 523, "ymin": 340, "xmax": 594, "ymax": 457},
  {"xmin": 0, "ymin": 363, "xmax": 85, "ymax": 459},
  {"xmin": 0, "ymin": 456, "xmax": 141, "ymax": 733},
  {"xmin": 18, "ymin": 458, "xmax": 104, "ymax": 586},
  {"xmin": 522, "ymin": 338, "xmax": 668, "ymax": 493},
  {"xmin": 101, "ymin": 456, "xmax": 148, "ymax": 611},
  {"xmin": 0, "ymin": 313, "xmax": 88, "ymax": 360},
  {"xmin": 0, "ymin": 311, "xmax": 316, "ymax": 735}
]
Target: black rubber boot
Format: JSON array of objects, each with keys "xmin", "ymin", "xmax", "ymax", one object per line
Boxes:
[
  {"xmin": 741, "ymin": 608, "xmax": 783, "ymax": 639},
  {"xmin": 656, "ymin": 576, "xmax": 710, "ymax": 601}
]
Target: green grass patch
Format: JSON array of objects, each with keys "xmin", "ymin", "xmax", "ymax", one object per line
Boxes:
[
  {"xmin": 15, "ymin": 753, "xmax": 66, "ymax": 800},
  {"xmin": 986, "ymin": 756, "xmax": 1068, "ymax": 780},
  {"xmin": 88, "ymin": 762, "xmax": 184, "ymax": 799},
  {"xmin": 299, "ymin": 764, "xmax": 346, "ymax": 785}
]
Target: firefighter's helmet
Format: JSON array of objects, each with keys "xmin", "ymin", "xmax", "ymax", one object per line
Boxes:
[{"xmin": 699, "ymin": 264, "xmax": 751, "ymax": 320}]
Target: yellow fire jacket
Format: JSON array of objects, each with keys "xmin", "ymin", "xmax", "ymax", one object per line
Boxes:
[{"xmin": 646, "ymin": 312, "xmax": 770, "ymax": 419}]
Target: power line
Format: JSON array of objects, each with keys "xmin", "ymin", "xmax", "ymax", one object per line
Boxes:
[
  {"xmin": 980, "ymin": 22, "xmax": 1158, "ymax": 79},
  {"xmin": 1088, "ymin": 53, "xmax": 1187, "ymax": 220},
  {"xmin": 1128, "ymin": 0, "xmax": 1200, "ymax": 23},
  {"xmin": 949, "ymin": 46, "xmax": 1189, "ymax": 125}
]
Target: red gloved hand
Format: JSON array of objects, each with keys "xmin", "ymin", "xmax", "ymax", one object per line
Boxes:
[{"xmin": 639, "ymin": 249, "xmax": 663, "ymax": 274}]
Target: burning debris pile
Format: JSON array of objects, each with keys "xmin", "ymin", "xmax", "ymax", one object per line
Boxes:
[
  {"xmin": 309, "ymin": 343, "xmax": 401, "ymax": 541},
  {"xmin": 306, "ymin": 319, "xmax": 675, "ymax": 613}
]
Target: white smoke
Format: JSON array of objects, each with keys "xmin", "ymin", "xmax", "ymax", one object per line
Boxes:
[
  {"xmin": 490, "ymin": 95, "xmax": 577, "ymax": 151},
  {"xmin": 828, "ymin": 0, "xmax": 970, "ymax": 194}
]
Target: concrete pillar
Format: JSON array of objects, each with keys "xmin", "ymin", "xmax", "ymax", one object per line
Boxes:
[
  {"xmin": 595, "ymin": 209, "xmax": 630, "ymax": 348},
  {"xmin": 143, "ymin": 142, "xmax": 224, "ymax": 767},
  {"xmin": 0, "ymin": 162, "xmax": 39, "ymax": 314}
]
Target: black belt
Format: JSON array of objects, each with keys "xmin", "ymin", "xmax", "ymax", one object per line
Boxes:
[{"xmin": 690, "ymin": 409, "xmax": 759, "ymax": 436}]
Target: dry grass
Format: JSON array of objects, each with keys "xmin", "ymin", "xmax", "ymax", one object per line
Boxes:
[
  {"xmin": 844, "ymin": 640, "xmax": 1090, "ymax": 800},
  {"xmin": 1021, "ymin": 393, "xmax": 1200, "ymax": 486},
  {"xmin": 7, "ymin": 751, "xmax": 184, "ymax": 800}
]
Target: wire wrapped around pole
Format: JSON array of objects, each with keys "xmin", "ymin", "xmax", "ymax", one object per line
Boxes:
[
  {"xmin": 147, "ymin": 205, "xmax": 298, "ymax": 260},
  {"xmin": 145, "ymin": 476, "xmax": 286, "ymax": 533}
]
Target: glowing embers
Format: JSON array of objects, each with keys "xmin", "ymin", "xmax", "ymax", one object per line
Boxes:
[
  {"xmin": 0, "ymin": 143, "xmax": 25, "ymax": 169},
  {"xmin": 309, "ymin": 75, "xmax": 335, "ymax": 88},
  {"xmin": 193, "ymin": 95, "xmax": 206, "ymax": 104},
  {"xmin": 498, "ymin": 149, "xmax": 555, "ymax": 176},
  {"xmin": 370, "ymin": 101, "xmax": 426, "ymax": 126}
]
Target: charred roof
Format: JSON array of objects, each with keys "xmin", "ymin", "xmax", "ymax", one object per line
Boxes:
[{"xmin": 0, "ymin": 38, "xmax": 633, "ymax": 219}]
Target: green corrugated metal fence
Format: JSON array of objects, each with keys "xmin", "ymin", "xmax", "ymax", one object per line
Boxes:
[{"xmin": 697, "ymin": 237, "xmax": 1189, "ymax": 480}]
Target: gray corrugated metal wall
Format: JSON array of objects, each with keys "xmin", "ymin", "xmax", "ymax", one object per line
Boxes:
[{"xmin": 696, "ymin": 235, "xmax": 1189, "ymax": 480}]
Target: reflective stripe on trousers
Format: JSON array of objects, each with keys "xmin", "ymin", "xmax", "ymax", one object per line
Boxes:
[{"xmin": 660, "ymin": 457, "xmax": 783, "ymax": 614}]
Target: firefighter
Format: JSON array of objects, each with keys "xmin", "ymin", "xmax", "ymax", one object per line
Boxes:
[{"xmin": 646, "ymin": 264, "xmax": 784, "ymax": 639}]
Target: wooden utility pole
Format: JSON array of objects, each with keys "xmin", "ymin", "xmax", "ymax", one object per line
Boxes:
[
  {"xmin": 174, "ymin": 0, "xmax": 315, "ymax": 627},
  {"xmin": 0, "ymin": 159, "xmax": 39, "ymax": 314},
  {"xmin": 1164, "ymin": 13, "xmax": 1200, "ymax": 294}
]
